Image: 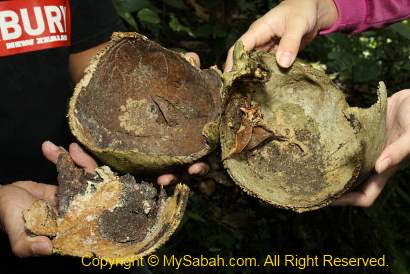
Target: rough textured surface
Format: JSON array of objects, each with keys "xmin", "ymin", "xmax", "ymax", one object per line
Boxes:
[
  {"xmin": 23, "ymin": 200, "xmax": 57, "ymax": 237},
  {"xmin": 69, "ymin": 32, "xmax": 222, "ymax": 173},
  {"xmin": 220, "ymin": 43, "xmax": 387, "ymax": 212},
  {"xmin": 67, "ymin": 33, "xmax": 386, "ymax": 214},
  {"xmin": 24, "ymin": 153, "xmax": 189, "ymax": 259}
]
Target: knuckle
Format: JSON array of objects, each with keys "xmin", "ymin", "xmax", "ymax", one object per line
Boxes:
[
  {"xmin": 361, "ymin": 202, "xmax": 372, "ymax": 208},
  {"xmin": 249, "ymin": 20, "xmax": 262, "ymax": 30},
  {"xmin": 359, "ymin": 197, "xmax": 374, "ymax": 208}
]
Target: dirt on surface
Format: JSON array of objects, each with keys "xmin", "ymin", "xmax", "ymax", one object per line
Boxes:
[
  {"xmin": 69, "ymin": 33, "xmax": 222, "ymax": 173},
  {"xmin": 23, "ymin": 152, "xmax": 189, "ymax": 259},
  {"xmin": 220, "ymin": 43, "xmax": 387, "ymax": 212}
]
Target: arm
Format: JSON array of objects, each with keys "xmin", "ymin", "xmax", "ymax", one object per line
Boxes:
[{"xmin": 321, "ymin": 0, "xmax": 410, "ymax": 34}]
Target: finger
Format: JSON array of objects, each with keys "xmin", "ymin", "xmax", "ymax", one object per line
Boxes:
[
  {"xmin": 157, "ymin": 174, "xmax": 177, "ymax": 186},
  {"xmin": 276, "ymin": 18, "xmax": 307, "ymax": 68},
  {"xmin": 12, "ymin": 181, "xmax": 57, "ymax": 205},
  {"xmin": 188, "ymin": 162, "xmax": 209, "ymax": 176},
  {"xmin": 11, "ymin": 234, "xmax": 52, "ymax": 257},
  {"xmin": 29, "ymin": 236, "xmax": 53, "ymax": 256},
  {"xmin": 184, "ymin": 52, "xmax": 201, "ymax": 68},
  {"xmin": 69, "ymin": 143, "xmax": 98, "ymax": 173},
  {"xmin": 332, "ymin": 169, "xmax": 395, "ymax": 207},
  {"xmin": 2, "ymin": 206, "xmax": 53, "ymax": 257},
  {"xmin": 375, "ymin": 132, "xmax": 410, "ymax": 174},
  {"xmin": 41, "ymin": 140, "xmax": 66, "ymax": 164},
  {"xmin": 225, "ymin": 20, "xmax": 274, "ymax": 72}
]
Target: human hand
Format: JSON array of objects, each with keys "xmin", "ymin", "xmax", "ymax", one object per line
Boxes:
[
  {"xmin": 43, "ymin": 136, "xmax": 208, "ymax": 187},
  {"xmin": 0, "ymin": 182, "xmax": 56, "ymax": 257},
  {"xmin": 44, "ymin": 139, "xmax": 209, "ymax": 186},
  {"xmin": 225, "ymin": 0, "xmax": 338, "ymax": 71},
  {"xmin": 0, "ymin": 141, "xmax": 98, "ymax": 257},
  {"xmin": 334, "ymin": 89, "xmax": 410, "ymax": 207},
  {"xmin": 158, "ymin": 52, "xmax": 210, "ymax": 185}
]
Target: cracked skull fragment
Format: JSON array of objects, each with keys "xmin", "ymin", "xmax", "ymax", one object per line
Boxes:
[
  {"xmin": 220, "ymin": 43, "xmax": 387, "ymax": 212},
  {"xmin": 69, "ymin": 32, "xmax": 222, "ymax": 173},
  {"xmin": 23, "ymin": 153, "xmax": 189, "ymax": 258}
]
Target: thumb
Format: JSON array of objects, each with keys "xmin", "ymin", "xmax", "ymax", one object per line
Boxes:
[
  {"xmin": 30, "ymin": 236, "xmax": 53, "ymax": 256},
  {"xmin": 276, "ymin": 18, "xmax": 307, "ymax": 68},
  {"xmin": 10, "ymin": 232, "xmax": 52, "ymax": 257},
  {"xmin": 225, "ymin": 20, "xmax": 274, "ymax": 72},
  {"xmin": 375, "ymin": 132, "xmax": 410, "ymax": 174}
]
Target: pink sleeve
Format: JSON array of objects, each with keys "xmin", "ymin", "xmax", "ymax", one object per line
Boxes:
[{"xmin": 320, "ymin": 0, "xmax": 410, "ymax": 34}]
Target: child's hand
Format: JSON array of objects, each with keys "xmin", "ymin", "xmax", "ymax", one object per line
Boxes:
[{"xmin": 225, "ymin": 0, "xmax": 338, "ymax": 71}]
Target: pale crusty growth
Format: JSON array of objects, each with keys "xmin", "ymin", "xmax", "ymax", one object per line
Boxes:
[
  {"xmin": 220, "ymin": 42, "xmax": 387, "ymax": 212},
  {"xmin": 23, "ymin": 200, "xmax": 57, "ymax": 237},
  {"xmin": 69, "ymin": 32, "xmax": 222, "ymax": 174},
  {"xmin": 24, "ymin": 153, "xmax": 189, "ymax": 259}
]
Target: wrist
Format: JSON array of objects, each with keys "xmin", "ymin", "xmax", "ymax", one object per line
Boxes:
[{"xmin": 317, "ymin": 0, "xmax": 339, "ymax": 30}]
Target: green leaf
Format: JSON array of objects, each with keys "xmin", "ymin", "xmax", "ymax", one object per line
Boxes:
[
  {"xmin": 352, "ymin": 59, "xmax": 381, "ymax": 83},
  {"xmin": 169, "ymin": 14, "xmax": 195, "ymax": 37},
  {"xmin": 389, "ymin": 21, "xmax": 410, "ymax": 40},
  {"xmin": 161, "ymin": 0, "xmax": 187, "ymax": 9},
  {"xmin": 113, "ymin": 0, "xmax": 152, "ymax": 13},
  {"xmin": 193, "ymin": 24, "xmax": 214, "ymax": 38},
  {"xmin": 118, "ymin": 11, "xmax": 139, "ymax": 31},
  {"xmin": 137, "ymin": 8, "xmax": 161, "ymax": 25}
]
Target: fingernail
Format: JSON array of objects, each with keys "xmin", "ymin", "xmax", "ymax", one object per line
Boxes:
[
  {"xmin": 32, "ymin": 242, "xmax": 52, "ymax": 255},
  {"xmin": 73, "ymin": 143, "xmax": 83, "ymax": 152},
  {"xmin": 188, "ymin": 166, "xmax": 198, "ymax": 175},
  {"xmin": 45, "ymin": 141, "xmax": 59, "ymax": 152},
  {"xmin": 377, "ymin": 158, "xmax": 391, "ymax": 173},
  {"xmin": 278, "ymin": 52, "xmax": 294, "ymax": 68}
]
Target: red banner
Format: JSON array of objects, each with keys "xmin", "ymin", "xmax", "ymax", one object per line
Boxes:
[{"xmin": 0, "ymin": 0, "xmax": 71, "ymax": 57}]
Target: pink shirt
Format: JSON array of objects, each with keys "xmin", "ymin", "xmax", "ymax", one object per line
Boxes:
[{"xmin": 321, "ymin": 0, "xmax": 410, "ymax": 34}]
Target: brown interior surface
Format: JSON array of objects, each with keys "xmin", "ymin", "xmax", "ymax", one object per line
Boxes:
[
  {"xmin": 24, "ymin": 152, "xmax": 190, "ymax": 258},
  {"xmin": 222, "ymin": 88, "xmax": 327, "ymax": 197},
  {"xmin": 74, "ymin": 36, "xmax": 221, "ymax": 156},
  {"xmin": 221, "ymin": 74, "xmax": 361, "ymax": 210},
  {"xmin": 98, "ymin": 177, "xmax": 163, "ymax": 244}
]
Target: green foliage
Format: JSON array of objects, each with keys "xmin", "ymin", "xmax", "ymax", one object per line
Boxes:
[
  {"xmin": 305, "ymin": 21, "xmax": 410, "ymax": 93},
  {"xmin": 112, "ymin": 1, "xmax": 410, "ymax": 273},
  {"xmin": 113, "ymin": 0, "xmax": 277, "ymax": 65}
]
